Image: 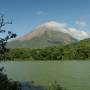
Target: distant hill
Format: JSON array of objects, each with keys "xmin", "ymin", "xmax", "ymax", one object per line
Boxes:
[{"xmin": 7, "ymin": 21, "xmax": 77, "ymax": 48}]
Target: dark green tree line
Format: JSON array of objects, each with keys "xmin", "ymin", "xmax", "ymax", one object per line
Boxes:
[{"xmin": 5, "ymin": 39, "xmax": 90, "ymax": 60}]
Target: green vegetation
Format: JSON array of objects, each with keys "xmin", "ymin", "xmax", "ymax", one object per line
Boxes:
[
  {"xmin": 1, "ymin": 38, "xmax": 89, "ymax": 60},
  {"xmin": 46, "ymin": 81, "xmax": 66, "ymax": 90}
]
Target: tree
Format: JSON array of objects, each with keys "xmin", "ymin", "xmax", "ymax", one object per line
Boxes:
[
  {"xmin": 0, "ymin": 14, "xmax": 17, "ymax": 60},
  {"xmin": 0, "ymin": 14, "xmax": 18, "ymax": 90}
]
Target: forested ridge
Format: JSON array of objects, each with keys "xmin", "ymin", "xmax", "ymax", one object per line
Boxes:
[{"xmin": 1, "ymin": 38, "xmax": 90, "ymax": 60}]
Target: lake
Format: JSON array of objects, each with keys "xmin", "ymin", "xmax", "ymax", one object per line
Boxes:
[{"xmin": 0, "ymin": 61, "xmax": 90, "ymax": 90}]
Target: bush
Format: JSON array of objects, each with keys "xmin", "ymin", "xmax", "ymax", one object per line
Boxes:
[
  {"xmin": 0, "ymin": 67, "xmax": 18, "ymax": 90},
  {"xmin": 46, "ymin": 81, "xmax": 67, "ymax": 90}
]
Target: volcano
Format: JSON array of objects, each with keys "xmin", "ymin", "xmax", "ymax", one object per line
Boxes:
[{"xmin": 7, "ymin": 21, "xmax": 77, "ymax": 48}]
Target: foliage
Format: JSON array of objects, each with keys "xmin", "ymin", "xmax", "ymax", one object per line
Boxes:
[
  {"xmin": 0, "ymin": 14, "xmax": 17, "ymax": 60},
  {"xmin": 4, "ymin": 38, "xmax": 90, "ymax": 60},
  {"xmin": 46, "ymin": 81, "xmax": 67, "ymax": 90}
]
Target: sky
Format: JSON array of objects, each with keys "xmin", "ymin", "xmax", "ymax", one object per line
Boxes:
[{"xmin": 0, "ymin": 0, "xmax": 90, "ymax": 39}]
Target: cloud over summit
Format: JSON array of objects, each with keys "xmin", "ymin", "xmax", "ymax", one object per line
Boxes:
[
  {"xmin": 37, "ymin": 21, "xmax": 88, "ymax": 40},
  {"xmin": 38, "ymin": 21, "xmax": 67, "ymax": 32}
]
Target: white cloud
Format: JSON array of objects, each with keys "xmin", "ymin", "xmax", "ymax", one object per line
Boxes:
[
  {"xmin": 68, "ymin": 28, "xmax": 88, "ymax": 40},
  {"xmin": 37, "ymin": 21, "xmax": 67, "ymax": 32},
  {"xmin": 35, "ymin": 11, "xmax": 48, "ymax": 16},
  {"xmin": 76, "ymin": 20, "xmax": 87, "ymax": 28}
]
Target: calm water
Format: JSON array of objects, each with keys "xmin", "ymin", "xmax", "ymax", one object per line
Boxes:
[{"xmin": 0, "ymin": 61, "xmax": 90, "ymax": 90}]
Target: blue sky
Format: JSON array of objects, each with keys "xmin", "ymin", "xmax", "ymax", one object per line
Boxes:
[{"xmin": 0, "ymin": 0, "xmax": 90, "ymax": 38}]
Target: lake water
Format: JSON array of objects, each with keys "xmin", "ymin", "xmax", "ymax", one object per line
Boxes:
[{"xmin": 0, "ymin": 61, "xmax": 90, "ymax": 90}]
